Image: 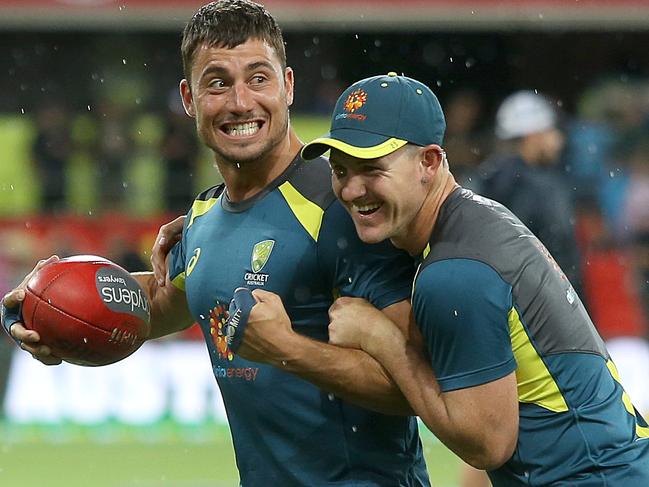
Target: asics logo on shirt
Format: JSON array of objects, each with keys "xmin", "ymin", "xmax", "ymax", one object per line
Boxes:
[{"xmin": 187, "ymin": 248, "xmax": 201, "ymax": 277}]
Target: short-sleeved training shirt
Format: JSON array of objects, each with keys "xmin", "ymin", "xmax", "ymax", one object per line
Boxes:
[
  {"xmin": 414, "ymin": 187, "xmax": 649, "ymax": 486},
  {"xmin": 169, "ymin": 155, "xmax": 430, "ymax": 487}
]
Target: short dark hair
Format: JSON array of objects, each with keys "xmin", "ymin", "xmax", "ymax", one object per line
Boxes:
[{"xmin": 181, "ymin": 0, "xmax": 287, "ymax": 82}]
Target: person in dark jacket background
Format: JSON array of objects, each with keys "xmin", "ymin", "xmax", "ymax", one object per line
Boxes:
[{"xmin": 477, "ymin": 90, "xmax": 584, "ymax": 298}]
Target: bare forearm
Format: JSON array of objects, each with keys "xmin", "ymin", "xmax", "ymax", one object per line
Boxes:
[
  {"xmin": 368, "ymin": 329, "xmax": 516, "ymax": 469},
  {"xmin": 132, "ymin": 272, "xmax": 193, "ymax": 339},
  {"xmin": 279, "ymin": 333, "xmax": 413, "ymax": 415}
]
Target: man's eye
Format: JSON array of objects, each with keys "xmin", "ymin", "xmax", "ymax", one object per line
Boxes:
[
  {"xmin": 331, "ymin": 166, "xmax": 346, "ymax": 178},
  {"xmin": 209, "ymin": 79, "xmax": 226, "ymax": 88},
  {"xmin": 251, "ymin": 75, "xmax": 267, "ymax": 84}
]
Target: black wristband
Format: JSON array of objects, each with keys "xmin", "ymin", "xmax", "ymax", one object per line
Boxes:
[{"xmin": 1, "ymin": 302, "xmax": 23, "ymax": 346}]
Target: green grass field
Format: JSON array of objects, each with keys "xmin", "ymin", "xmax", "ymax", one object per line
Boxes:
[{"xmin": 0, "ymin": 422, "xmax": 462, "ymax": 486}]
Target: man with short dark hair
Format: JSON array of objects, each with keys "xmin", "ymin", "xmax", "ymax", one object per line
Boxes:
[{"xmin": 1, "ymin": 3, "xmax": 430, "ymax": 486}]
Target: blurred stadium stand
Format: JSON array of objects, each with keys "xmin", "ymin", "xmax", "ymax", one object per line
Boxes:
[{"xmin": 1, "ymin": 0, "xmax": 648, "ymax": 428}]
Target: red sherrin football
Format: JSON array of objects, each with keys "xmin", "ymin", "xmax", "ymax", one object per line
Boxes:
[{"xmin": 21, "ymin": 255, "xmax": 151, "ymax": 366}]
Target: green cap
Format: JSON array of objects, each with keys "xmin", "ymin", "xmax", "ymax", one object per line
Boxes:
[{"xmin": 302, "ymin": 72, "xmax": 446, "ymax": 160}]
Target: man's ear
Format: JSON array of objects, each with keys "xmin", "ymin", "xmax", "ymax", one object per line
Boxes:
[
  {"xmin": 284, "ymin": 67, "xmax": 295, "ymax": 107},
  {"xmin": 420, "ymin": 144, "xmax": 445, "ymax": 183},
  {"xmin": 179, "ymin": 79, "xmax": 196, "ymax": 118}
]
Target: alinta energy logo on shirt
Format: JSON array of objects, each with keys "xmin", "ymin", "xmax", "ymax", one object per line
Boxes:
[
  {"xmin": 244, "ymin": 239, "xmax": 274, "ymax": 286},
  {"xmin": 208, "ymin": 300, "xmax": 259, "ymax": 382},
  {"xmin": 209, "ymin": 301, "xmax": 233, "ymax": 361}
]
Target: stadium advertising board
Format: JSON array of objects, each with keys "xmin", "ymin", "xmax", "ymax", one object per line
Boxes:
[{"xmin": 1, "ymin": 0, "xmax": 649, "ymax": 29}]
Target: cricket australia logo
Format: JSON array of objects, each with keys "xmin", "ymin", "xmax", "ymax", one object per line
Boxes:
[{"xmin": 244, "ymin": 240, "xmax": 274, "ymax": 286}]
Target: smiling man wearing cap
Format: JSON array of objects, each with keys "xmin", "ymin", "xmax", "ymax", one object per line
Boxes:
[{"xmin": 304, "ymin": 73, "xmax": 649, "ymax": 486}]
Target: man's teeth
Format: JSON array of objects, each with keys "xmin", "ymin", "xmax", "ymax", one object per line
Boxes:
[
  {"xmin": 354, "ymin": 203, "xmax": 381, "ymax": 213},
  {"xmin": 226, "ymin": 122, "xmax": 260, "ymax": 136}
]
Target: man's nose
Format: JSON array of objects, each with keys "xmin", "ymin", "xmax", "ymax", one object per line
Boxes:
[
  {"xmin": 227, "ymin": 83, "xmax": 254, "ymax": 112},
  {"xmin": 340, "ymin": 174, "xmax": 366, "ymax": 202}
]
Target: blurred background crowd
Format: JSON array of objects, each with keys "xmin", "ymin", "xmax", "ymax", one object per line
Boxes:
[{"xmin": 0, "ymin": 1, "xmax": 648, "ymax": 484}]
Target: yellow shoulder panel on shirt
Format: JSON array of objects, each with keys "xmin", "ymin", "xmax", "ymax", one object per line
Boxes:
[
  {"xmin": 170, "ymin": 271, "xmax": 186, "ymax": 291},
  {"xmin": 188, "ymin": 197, "xmax": 219, "ymax": 228},
  {"xmin": 508, "ymin": 307, "xmax": 569, "ymax": 413},
  {"xmin": 278, "ymin": 181, "xmax": 325, "ymax": 242},
  {"xmin": 422, "ymin": 243, "xmax": 431, "ymax": 260}
]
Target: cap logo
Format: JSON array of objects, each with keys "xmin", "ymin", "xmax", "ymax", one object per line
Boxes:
[{"xmin": 343, "ymin": 89, "xmax": 367, "ymax": 113}]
